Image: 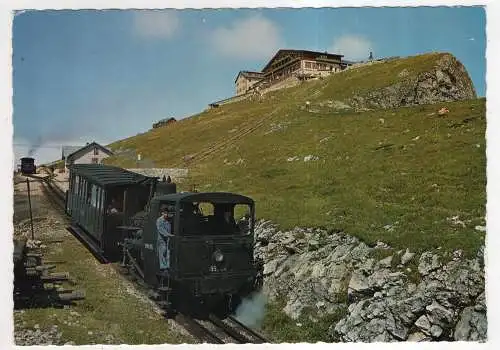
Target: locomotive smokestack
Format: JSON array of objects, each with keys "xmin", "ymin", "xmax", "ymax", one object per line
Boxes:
[{"xmin": 162, "ymin": 175, "xmax": 167, "ymax": 182}]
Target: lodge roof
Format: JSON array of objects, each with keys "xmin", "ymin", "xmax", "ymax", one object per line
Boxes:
[
  {"xmin": 262, "ymin": 49, "xmax": 344, "ymax": 73},
  {"xmin": 234, "ymin": 70, "xmax": 265, "ymax": 83},
  {"xmin": 62, "ymin": 145, "xmax": 83, "ymax": 159}
]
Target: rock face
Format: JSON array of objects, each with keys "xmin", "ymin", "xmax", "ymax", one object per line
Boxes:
[
  {"xmin": 347, "ymin": 54, "xmax": 477, "ymax": 110},
  {"xmin": 254, "ymin": 220, "xmax": 486, "ymax": 342}
]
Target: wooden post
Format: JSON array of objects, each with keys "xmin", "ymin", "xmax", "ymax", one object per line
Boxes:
[{"xmin": 26, "ymin": 178, "xmax": 34, "ymax": 240}]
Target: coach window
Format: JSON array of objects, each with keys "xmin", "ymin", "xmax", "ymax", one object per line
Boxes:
[
  {"xmin": 90, "ymin": 184, "xmax": 98, "ymax": 207},
  {"xmin": 78, "ymin": 178, "xmax": 84, "ymax": 202},
  {"xmin": 180, "ymin": 201, "xmax": 207, "ymax": 235},
  {"xmin": 82, "ymin": 179, "xmax": 87, "ymax": 203},
  {"xmin": 74, "ymin": 175, "xmax": 80, "ymax": 194},
  {"xmin": 75, "ymin": 177, "xmax": 80, "ymax": 199},
  {"xmin": 97, "ymin": 188, "xmax": 103, "ymax": 214},
  {"xmin": 80, "ymin": 178, "xmax": 85, "ymax": 203},
  {"xmin": 86, "ymin": 182, "xmax": 92, "ymax": 204}
]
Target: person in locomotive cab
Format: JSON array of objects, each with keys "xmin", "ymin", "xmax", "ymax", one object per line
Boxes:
[
  {"xmin": 216, "ymin": 207, "xmax": 237, "ymax": 233},
  {"xmin": 156, "ymin": 205, "xmax": 172, "ymax": 271},
  {"xmin": 237, "ymin": 213, "xmax": 251, "ymax": 233},
  {"xmin": 224, "ymin": 211, "xmax": 237, "ymax": 229}
]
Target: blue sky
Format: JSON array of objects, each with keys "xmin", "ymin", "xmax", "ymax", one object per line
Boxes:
[{"xmin": 12, "ymin": 6, "xmax": 486, "ymax": 164}]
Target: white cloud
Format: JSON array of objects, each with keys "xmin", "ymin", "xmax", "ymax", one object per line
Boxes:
[
  {"xmin": 133, "ymin": 10, "xmax": 180, "ymax": 39},
  {"xmin": 210, "ymin": 15, "xmax": 283, "ymax": 60},
  {"xmin": 329, "ymin": 35, "xmax": 374, "ymax": 61}
]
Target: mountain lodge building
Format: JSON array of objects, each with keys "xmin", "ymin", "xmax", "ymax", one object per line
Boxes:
[{"xmin": 235, "ymin": 49, "xmax": 350, "ymax": 96}]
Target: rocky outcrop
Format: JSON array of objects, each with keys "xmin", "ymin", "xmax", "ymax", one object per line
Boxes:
[
  {"xmin": 254, "ymin": 220, "xmax": 486, "ymax": 342},
  {"xmin": 347, "ymin": 54, "xmax": 477, "ymax": 110}
]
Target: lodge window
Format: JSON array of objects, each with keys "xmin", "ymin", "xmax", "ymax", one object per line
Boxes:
[
  {"xmin": 94, "ymin": 148, "xmax": 99, "ymax": 155},
  {"xmin": 92, "ymin": 158, "xmax": 98, "ymax": 164}
]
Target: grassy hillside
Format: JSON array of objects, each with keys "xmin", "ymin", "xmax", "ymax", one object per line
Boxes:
[
  {"xmin": 108, "ymin": 52, "xmax": 452, "ymax": 167},
  {"xmin": 106, "ymin": 53, "xmax": 486, "ymax": 256}
]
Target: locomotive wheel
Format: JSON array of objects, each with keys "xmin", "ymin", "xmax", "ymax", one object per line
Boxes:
[
  {"xmin": 158, "ymin": 300, "xmax": 177, "ymax": 318},
  {"xmin": 163, "ymin": 308, "xmax": 177, "ymax": 319},
  {"xmin": 156, "ymin": 287, "xmax": 178, "ymax": 318},
  {"xmin": 118, "ymin": 265, "xmax": 130, "ymax": 274}
]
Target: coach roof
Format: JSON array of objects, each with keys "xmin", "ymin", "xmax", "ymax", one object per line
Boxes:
[{"xmin": 69, "ymin": 164, "xmax": 157, "ymax": 187}]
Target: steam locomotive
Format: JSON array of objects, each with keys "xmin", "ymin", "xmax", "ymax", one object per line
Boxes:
[
  {"xmin": 65, "ymin": 164, "xmax": 263, "ymax": 316},
  {"xmin": 20, "ymin": 157, "xmax": 36, "ymax": 175}
]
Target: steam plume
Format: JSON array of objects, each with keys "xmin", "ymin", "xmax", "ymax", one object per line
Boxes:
[{"xmin": 233, "ymin": 292, "xmax": 268, "ymax": 329}]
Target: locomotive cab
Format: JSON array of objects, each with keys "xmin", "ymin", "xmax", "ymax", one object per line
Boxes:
[{"xmin": 137, "ymin": 192, "xmax": 263, "ymax": 315}]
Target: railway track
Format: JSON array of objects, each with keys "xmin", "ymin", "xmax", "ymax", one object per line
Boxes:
[
  {"xmin": 24, "ymin": 174, "xmax": 65, "ymax": 204},
  {"xmin": 175, "ymin": 313, "xmax": 268, "ymax": 344},
  {"xmin": 173, "ymin": 106, "xmax": 284, "ymax": 167},
  {"xmin": 31, "ymin": 174, "xmax": 271, "ymax": 344}
]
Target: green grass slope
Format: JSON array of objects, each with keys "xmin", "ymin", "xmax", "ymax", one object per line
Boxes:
[{"xmin": 106, "ymin": 53, "xmax": 486, "ymax": 256}]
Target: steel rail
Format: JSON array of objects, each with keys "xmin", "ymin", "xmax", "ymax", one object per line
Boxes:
[
  {"xmin": 174, "ymin": 313, "xmax": 225, "ymax": 344},
  {"xmin": 207, "ymin": 313, "xmax": 249, "ymax": 343},
  {"xmin": 226, "ymin": 315, "xmax": 269, "ymax": 343}
]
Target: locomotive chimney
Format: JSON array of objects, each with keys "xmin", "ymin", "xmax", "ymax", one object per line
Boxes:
[{"xmin": 155, "ymin": 174, "xmax": 176, "ymax": 196}]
